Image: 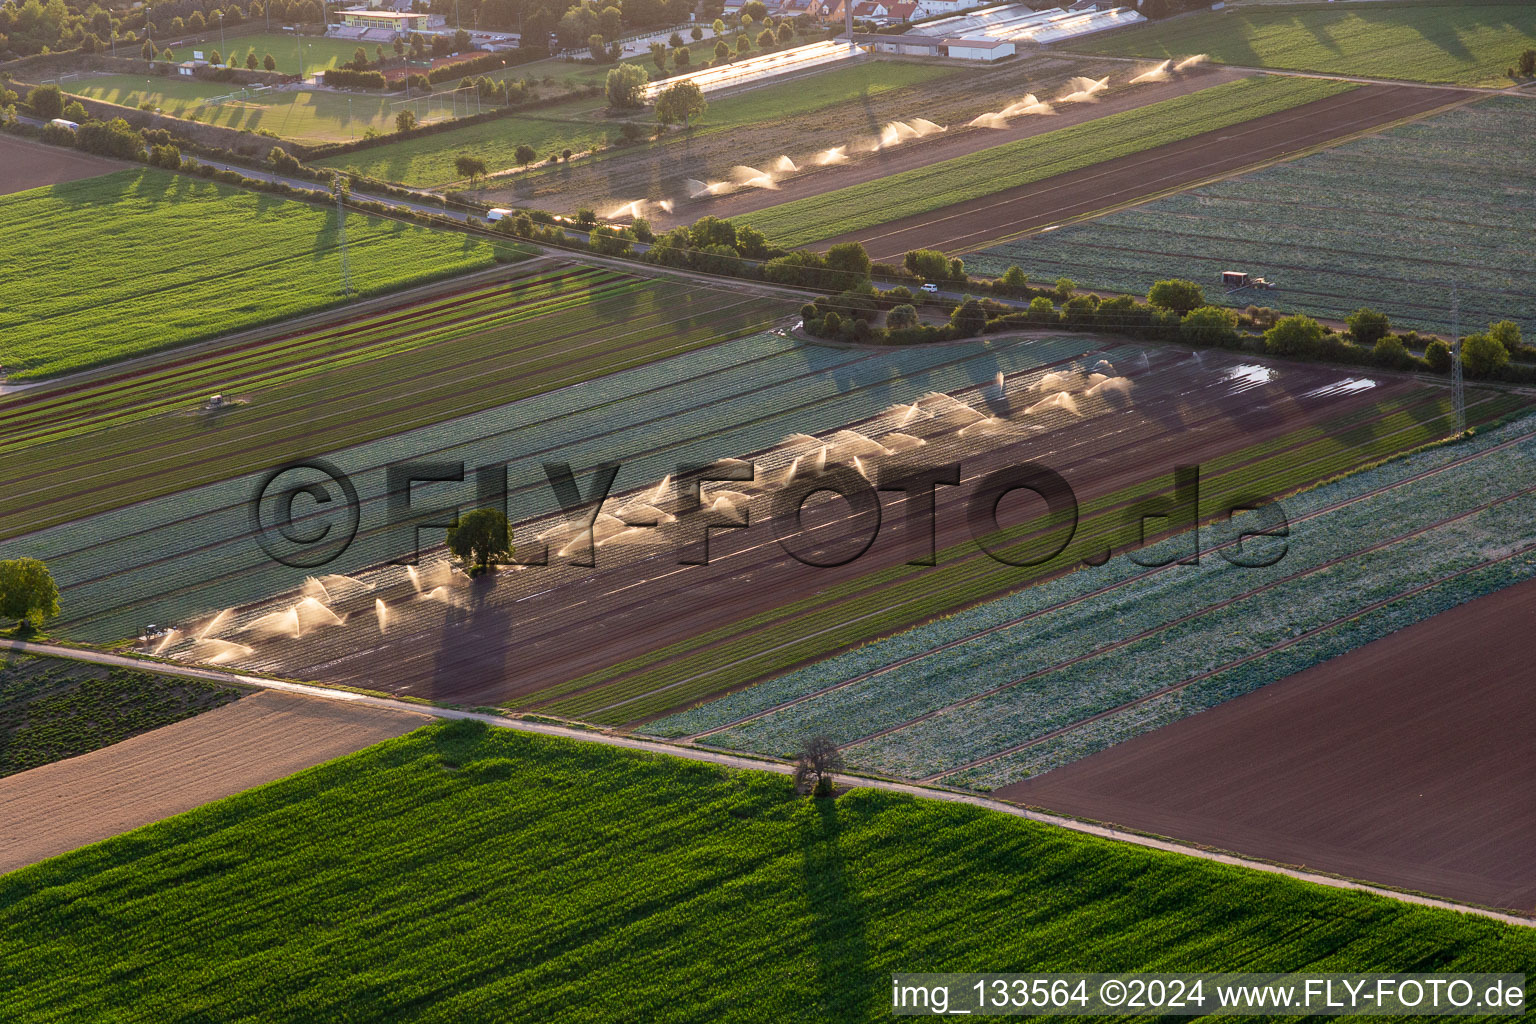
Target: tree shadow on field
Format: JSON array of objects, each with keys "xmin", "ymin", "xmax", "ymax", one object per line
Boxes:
[
  {"xmin": 1402, "ymin": 9, "xmax": 1482, "ymax": 67},
  {"xmin": 424, "ymin": 575, "xmax": 515, "ymax": 705},
  {"xmin": 799, "ymin": 797, "xmax": 874, "ymax": 1019}
]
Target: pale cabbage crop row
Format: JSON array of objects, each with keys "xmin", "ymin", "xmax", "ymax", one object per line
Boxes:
[{"xmin": 967, "ymin": 97, "xmax": 1536, "ymax": 335}]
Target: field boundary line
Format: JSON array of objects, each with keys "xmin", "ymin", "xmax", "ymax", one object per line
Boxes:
[
  {"xmin": 1, "ymin": 637, "xmax": 1531, "ymax": 928},
  {"xmin": 955, "ymin": 88, "xmax": 1485, "ymax": 257}
]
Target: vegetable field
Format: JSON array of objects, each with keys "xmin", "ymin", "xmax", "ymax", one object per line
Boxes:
[
  {"xmin": 739, "ymin": 76, "xmax": 1351, "ymax": 247},
  {"xmin": 471, "ymin": 54, "xmax": 1125, "ymax": 215},
  {"xmin": 315, "ymin": 100, "xmax": 620, "ymax": 187},
  {"xmin": 0, "ymin": 721, "xmax": 1529, "ymax": 1022},
  {"xmin": 0, "ymin": 168, "xmax": 503, "ymax": 378},
  {"xmin": 655, "ymin": 413, "xmax": 1536, "ymax": 792},
  {"xmin": 1075, "ymin": 3, "xmax": 1536, "ymax": 88},
  {"xmin": 0, "ymin": 654, "xmax": 244, "ymax": 776},
  {"xmin": 553, "ymin": 377, "xmax": 1519, "ymax": 727},
  {"xmin": 967, "ymin": 97, "xmax": 1536, "ymax": 336},
  {"xmin": 12, "ymin": 331, "xmax": 1077, "ymax": 644},
  {"xmin": 321, "ymin": 61, "xmax": 957, "ymax": 187},
  {"xmin": 0, "ymin": 263, "xmax": 784, "ymax": 538}
]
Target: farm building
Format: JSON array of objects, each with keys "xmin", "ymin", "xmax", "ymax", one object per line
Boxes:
[{"xmin": 943, "ymin": 37, "xmax": 1016, "ymax": 60}]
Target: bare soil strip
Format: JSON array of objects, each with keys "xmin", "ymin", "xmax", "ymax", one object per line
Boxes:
[
  {"xmin": 0, "ymin": 690, "xmax": 426, "ymax": 874},
  {"xmin": 996, "ymin": 578, "xmax": 1536, "ymax": 914},
  {"xmin": 0, "ymin": 134, "xmax": 124, "ymax": 196},
  {"xmin": 814, "ymin": 83, "xmax": 1473, "ymax": 260}
]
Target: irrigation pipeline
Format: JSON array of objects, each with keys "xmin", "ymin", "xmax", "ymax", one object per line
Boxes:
[{"xmin": 677, "ymin": 417, "xmax": 1536, "ymax": 741}]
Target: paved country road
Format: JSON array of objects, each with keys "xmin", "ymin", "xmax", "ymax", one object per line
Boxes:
[{"xmin": 3, "ymin": 637, "xmax": 1531, "ymax": 927}]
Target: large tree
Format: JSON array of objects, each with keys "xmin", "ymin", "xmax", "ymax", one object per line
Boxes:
[
  {"xmin": 454, "ymin": 153, "xmax": 489, "ymax": 185},
  {"xmin": 446, "ymin": 509, "xmax": 512, "ymax": 573},
  {"xmin": 1345, "ymin": 307, "xmax": 1390, "ymax": 346},
  {"xmin": 793, "ymin": 735, "xmax": 843, "ymax": 797},
  {"xmin": 0, "ymin": 558, "xmax": 60, "ymax": 631},
  {"xmin": 604, "ymin": 62, "xmax": 647, "ymax": 109},
  {"xmin": 1264, "ymin": 314, "xmax": 1325, "ymax": 359},
  {"xmin": 1147, "ymin": 278, "xmax": 1205, "ymax": 315},
  {"xmin": 1460, "ymin": 332, "xmax": 1509, "ymax": 377},
  {"xmin": 654, "ymin": 80, "xmax": 706, "ymax": 127}
]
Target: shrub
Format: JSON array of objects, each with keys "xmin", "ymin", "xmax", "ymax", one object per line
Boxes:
[
  {"xmin": 1460, "ymin": 332, "xmax": 1509, "ymax": 377},
  {"xmin": 1371, "ymin": 334, "xmax": 1409, "ymax": 369},
  {"xmin": 886, "ymin": 303, "xmax": 918, "ymax": 329},
  {"xmin": 1345, "ymin": 307, "xmax": 1390, "ymax": 346},
  {"xmin": 1488, "ymin": 320, "xmax": 1522, "ymax": 355},
  {"xmin": 1423, "ymin": 338, "xmax": 1453, "ymax": 374},
  {"xmin": 1264, "ymin": 315, "xmax": 1325, "ymax": 359},
  {"xmin": 1147, "ymin": 278, "xmax": 1205, "ymax": 315},
  {"xmin": 1180, "ymin": 305, "xmax": 1240, "ymax": 347},
  {"xmin": 1026, "ymin": 296, "xmax": 1058, "ymax": 326},
  {"xmin": 28, "ymin": 84, "xmax": 63, "ymax": 120}
]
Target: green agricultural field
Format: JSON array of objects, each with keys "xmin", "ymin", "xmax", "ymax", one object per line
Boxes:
[
  {"xmin": 1075, "ymin": 3, "xmax": 1536, "ymax": 88},
  {"xmin": 0, "ymin": 168, "xmax": 504, "ymax": 379},
  {"xmin": 315, "ymin": 100, "xmax": 618, "ymax": 186},
  {"xmin": 0, "ymin": 265, "xmax": 786, "ymax": 545},
  {"xmin": 683, "ymin": 59, "xmax": 957, "ymax": 133},
  {"xmin": 0, "ymin": 655, "xmax": 244, "ymax": 776},
  {"xmin": 742, "ymin": 75, "xmax": 1352, "ymax": 247},
  {"xmin": 0, "ymin": 721, "xmax": 1528, "ymax": 1022},
  {"xmin": 319, "ymin": 60, "xmax": 957, "ymax": 187},
  {"xmin": 65, "ymin": 72, "xmax": 405, "ymax": 143},
  {"xmin": 966, "ymin": 96, "xmax": 1536, "ymax": 336}
]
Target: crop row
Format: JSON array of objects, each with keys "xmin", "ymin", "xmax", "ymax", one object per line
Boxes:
[
  {"xmin": 694, "ymin": 429, "xmax": 1536, "ymax": 758},
  {"xmin": 950, "ymin": 553, "xmax": 1536, "ymax": 789},
  {"xmin": 1075, "ymin": 5, "xmax": 1536, "ymax": 88},
  {"xmin": 0, "ymin": 270, "xmax": 786, "ymax": 541},
  {"xmin": 0, "ymin": 655, "xmax": 243, "ymax": 775},
  {"xmin": 969, "ymin": 98, "xmax": 1536, "ymax": 334},
  {"xmin": 558, "ymin": 386, "xmax": 1512, "ymax": 724},
  {"xmin": 643, "ymin": 389, "xmax": 1519, "ymax": 737},
  {"xmin": 843, "ymin": 475, "xmax": 1536, "ymax": 782},
  {"xmin": 25, "ymin": 332, "xmax": 1083, "ymax": 641},
  {"xmin": 740, "ymin": 76, "xmax": 1351, "ymax": 246},
  {"xmin": 0, "ymin": 168, "xmax": 508, "ymax": 378}
]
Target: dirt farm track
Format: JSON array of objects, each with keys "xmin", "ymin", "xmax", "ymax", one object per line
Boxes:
[
  {"xmin": 0, "ymin": 133, "xmax": 122, "ymax": 196},
  {"xmin": 999, "ymin": 577, "xmax": 1536, "ymax": 914},
  {"xmin": 812, "ymin": 83, "xmax": 1475, "ymax": 260},
  {"xmin": 0, "ymin": 691, "xmax": 426, "ymax": 874}
]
